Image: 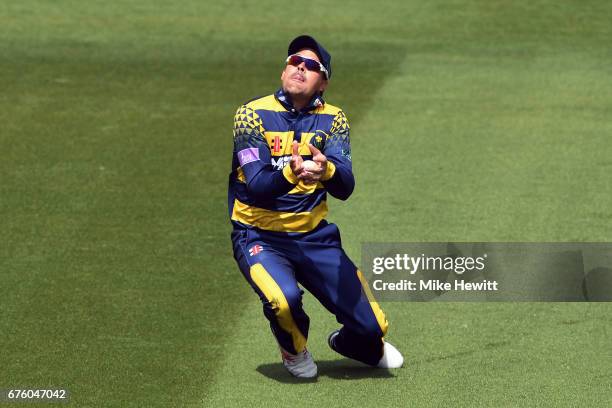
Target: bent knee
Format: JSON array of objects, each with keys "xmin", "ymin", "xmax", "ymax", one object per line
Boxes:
[
  {"xmin": 250, "ymin": 263, "xmax": 303, "ymax": 316},
  {"xmin": 260, "ymin": 287, "xmax": 303, "ymax": 320}
]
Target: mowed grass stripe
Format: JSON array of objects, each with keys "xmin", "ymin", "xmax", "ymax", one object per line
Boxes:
[
  {"xmin": 1, "ymin": 58, "xmax": 238, "ymax": 406},
  {"xmin": 1, "ymin": 2, "xmax": 412, "ymax": 407}
]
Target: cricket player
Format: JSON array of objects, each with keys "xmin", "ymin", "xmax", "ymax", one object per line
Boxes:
[{"xmin": 228, "ymin": 35, "xmax": 403, "ymax": 378}]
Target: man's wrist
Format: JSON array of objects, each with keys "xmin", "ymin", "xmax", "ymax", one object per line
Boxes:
[
  {"xmin": 282, "ymin": 164, "xmax": 300, "ymax": 184},
  {"xmin": 321, "ymin": 161, "xmax": 336, "ymax": 181}
]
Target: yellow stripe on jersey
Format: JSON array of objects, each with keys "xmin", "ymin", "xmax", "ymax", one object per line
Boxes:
[
  {"xmin": 250, "ymin": 263, "xmax": 307, "ymax": 353},
  {"xmin": 246, "ymin": 95, "xmax": 286, "ymax": 112},
  {"xmin": 288, "ymin": 180, "xmax": 324, "ymax": 194},
  {"xmin": 356, "ymin": 269, "xmax": 389, "ymax": 336},
  {"xmin": 311, "ymin": 103, "xmax": 342, "ymax": 116},
  {"xmin": 231, "ymin": 198, "xmax": 328, "ymax": 233}
]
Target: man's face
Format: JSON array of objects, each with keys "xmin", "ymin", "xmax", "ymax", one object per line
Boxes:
[{"xmin": 281, "ymin": 48, "xmax": 328, "ymax": 101}]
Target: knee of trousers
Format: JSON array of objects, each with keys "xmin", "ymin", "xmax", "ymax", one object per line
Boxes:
[
  {"xmin": 248, "ymin": 263, "xmax": 304, "ymax": 323},
  {"xmin": 261, "ymin": 287, "xmax": 303, "ymax": 321},
  {"xmin": 247, "ymin": 263, "xmax": 309, "ymax": 353},
  {"xmin": 259, "ymin": 284, "xmax": 308, "ymax": 353}
]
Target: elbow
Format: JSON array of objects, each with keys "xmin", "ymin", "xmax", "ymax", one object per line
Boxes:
[
  {"xmin": 336, "ymin": 186, "xmax": 354, "ymax": 201},
  {"xmin": 330, "ymin": 178, "xmax": 355, "ymax": 201},
  {"xmin": 245, "ymin": 180, "xmax": 269, "ymax": 201}
]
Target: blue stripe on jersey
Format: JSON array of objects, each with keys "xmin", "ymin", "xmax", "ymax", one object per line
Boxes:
[{"xmin": 231, "ymin": 180, "xmax": 327, "ymax": 213}]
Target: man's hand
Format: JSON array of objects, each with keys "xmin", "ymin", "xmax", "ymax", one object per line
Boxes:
[
  {"xmin": 299, "ymin": 144, "xmax": 328, "ymax": 185},
  {"xmin": 289, "ymin": 141, "xmax": 304, "ymax": 177}
]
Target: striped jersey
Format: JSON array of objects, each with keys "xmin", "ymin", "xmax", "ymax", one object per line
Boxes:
[{"xmin": 228, "ymin": 88, "xmax": 354, "ymax": 234}]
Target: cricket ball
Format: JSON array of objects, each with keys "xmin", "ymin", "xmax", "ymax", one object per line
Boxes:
[{"xmin": 302, "ymin": 160, "xmax": 319, "ymax": 172}]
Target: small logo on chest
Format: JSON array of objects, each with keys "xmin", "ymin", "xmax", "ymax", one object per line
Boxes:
[{"xmin": 270, "ymin": 136, "xmax": 283, "ymax": 153}]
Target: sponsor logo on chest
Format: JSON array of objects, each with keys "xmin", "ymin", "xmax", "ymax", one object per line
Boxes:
[{"xmin": 271, "ymin": 156, "xmax": 291, "ymax": 171}]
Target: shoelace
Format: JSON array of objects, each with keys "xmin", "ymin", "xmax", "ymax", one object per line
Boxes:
[{"xmin": 281, "ymin": 349, "xmax": 308, "ymax": 363}]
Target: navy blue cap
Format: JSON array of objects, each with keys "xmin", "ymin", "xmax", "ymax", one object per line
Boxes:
[{"xmin": 288, "ymin": 35, "xmax": 331, "ymax": 80}]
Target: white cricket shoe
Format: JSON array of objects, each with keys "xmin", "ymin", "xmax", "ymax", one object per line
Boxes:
[
  {"xmin": 377, "ymin": 341, "xmax": 404, "ymax": 368},
  {"xmin": 280, "ymin": 348, "xmax": 318, "ymax": 378}
]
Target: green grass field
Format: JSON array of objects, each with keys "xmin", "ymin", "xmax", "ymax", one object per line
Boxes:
[{"xmin": 2, "ymin": 1, "xmax": 612, "ymax": 406}]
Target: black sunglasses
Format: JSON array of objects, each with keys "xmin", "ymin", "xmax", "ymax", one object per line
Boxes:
[{"xmin": 286, "ymin": 54, "xmax": 329, "ymax": 79}]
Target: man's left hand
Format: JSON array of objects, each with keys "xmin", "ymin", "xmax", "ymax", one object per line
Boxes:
[{"xmin": 299, "ymin": 144, "xmax": 327, "ymax": 185}]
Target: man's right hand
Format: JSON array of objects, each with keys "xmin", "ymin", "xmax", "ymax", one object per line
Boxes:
[{"xmin": 289, "ymin": 141, "xmax": 304, "ymax": 177}]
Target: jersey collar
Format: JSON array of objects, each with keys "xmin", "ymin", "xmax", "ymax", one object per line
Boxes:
[{"xmin": 274, "ymin": 88, "xmax": 325, "ymax": 113}]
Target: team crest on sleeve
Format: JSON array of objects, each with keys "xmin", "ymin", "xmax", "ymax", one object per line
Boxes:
[{"xmin": 249, "ymin": 244, "xmax": 264, "ymax": 256}]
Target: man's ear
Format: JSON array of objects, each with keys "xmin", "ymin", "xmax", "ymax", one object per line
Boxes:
[{"xmin": 319, "ymin": 79, "xmax": 329, "ymax": 93}]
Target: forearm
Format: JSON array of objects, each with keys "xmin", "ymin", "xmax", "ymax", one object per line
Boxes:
[
  {"xmin": 244, "ymin": 164, "xmax": 298, "ymax": 199},
  {"xmin": 321, "ymin": 159, "xmax": 354, "ymax": 201}
]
